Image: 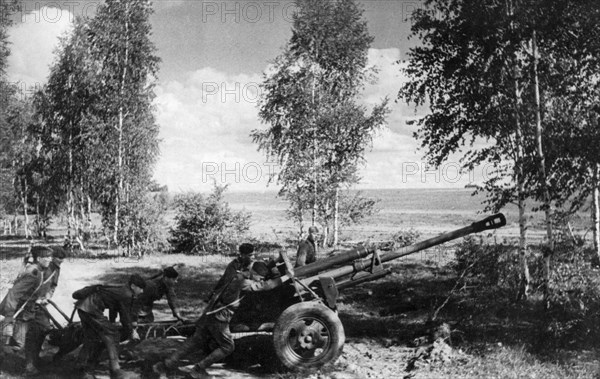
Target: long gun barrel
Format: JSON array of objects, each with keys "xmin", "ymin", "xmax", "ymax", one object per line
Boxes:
[{"xmin": 295, "ymin": 213, "xmax": 506, "ymax": 285}]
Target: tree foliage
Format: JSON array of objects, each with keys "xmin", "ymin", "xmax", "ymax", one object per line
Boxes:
[
  {"xmin": 169, "ymin": 184, "xmax": 251, "ymax": 255},
  {"xmin": 253, "ymin": 0, "xmax": 388, "ymax": 245},
  {"xmin": 400, "ymin": 0, "xmax": 600, "ymax": 298},
  {"xmin": 28, "ymin": 0, "xmax": 161, "ymax": 250}
]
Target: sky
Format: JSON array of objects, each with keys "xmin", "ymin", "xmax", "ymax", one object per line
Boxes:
[{"xmin": 5, "ymin": 0, "xmax": 483, "ymax": 192}]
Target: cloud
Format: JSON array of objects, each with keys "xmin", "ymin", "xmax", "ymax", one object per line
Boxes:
[
  {"xmin": 154, "ymin": 68, "xmax": 274, "ymax": 192},
  {"xmin": 154, "ymin": 48, "xmax": 442, "ymax": 192},
  {"xmin": 357, "ymin": 48, "xmax": 432, "ymax": 188},
  {"xmin": 7, "ymin": 5, "xmax": 73, "ymax": 87}
]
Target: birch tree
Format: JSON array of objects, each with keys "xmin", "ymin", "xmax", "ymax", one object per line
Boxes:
[
  {"xmin": 400, "ymin": 0, "xmax": 539, "ymax": 299},
  {"xmin": 253, "ymin": 0, "xmax": 388, "ymax": 245},
  {"xmin": 84, "ymin": 0, "xmax": 160, "ymax": 249}
]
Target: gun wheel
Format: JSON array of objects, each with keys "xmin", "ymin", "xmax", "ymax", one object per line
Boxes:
[{"xmin": 273, "ymin": 301, "xmax": 345, "ymax": 370}]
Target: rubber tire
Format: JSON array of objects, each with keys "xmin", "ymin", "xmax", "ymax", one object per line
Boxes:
[{"xmin": 273, "ymin": 301, "xmax": 345, "ymax": 370}]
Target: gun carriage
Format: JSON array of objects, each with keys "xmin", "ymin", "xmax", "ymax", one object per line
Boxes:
[{"xmin": 231, "ymin": 213, "xmax": 506, "ymax": 370}]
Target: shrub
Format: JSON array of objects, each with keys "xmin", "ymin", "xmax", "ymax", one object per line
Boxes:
[
  {"xmin": 391, "ymin": 228, "xmax": 421, "ymax": 248},
  {"xmin": 453, "ymin": 236, "xmax": 600, "ymax": 318},
  {"xmin": 547, "ymin": 243, "xmax": 600, "ymax": 318},
  {"xmin": 117, "ymin": 189, "xmax": 169, "ymax": 255},
  {"xmin": 453, "ymin": 236, "xmax": 544, "ymax": 292},
  {"xmin": 169, "ymin": 184, "xmax": 251, "ymax": 255}
]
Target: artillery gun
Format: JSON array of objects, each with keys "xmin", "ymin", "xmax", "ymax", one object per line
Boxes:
[{"xmin": 230, "ymin": 213, "xmax": 506, "ymax": 370}]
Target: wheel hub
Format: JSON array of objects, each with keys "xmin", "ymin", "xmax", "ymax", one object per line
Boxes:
[{"xmin": 290, "ymin": 318, "xmax": 329, "ymax": 353}]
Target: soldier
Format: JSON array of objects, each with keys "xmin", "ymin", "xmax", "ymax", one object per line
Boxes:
[
  {"xmin": 295, "ymin": 226, "xmax": 319, "ymax": 267},
  {"xmin": 153, "ymin": 243, "xmax": 282, "ymax": 379},
  {"xmin": 134, "ymin": 267, "xmax": 184, "ymax": 323},
  {"xmin": 0, "ymin": 246, "xmax": 53, "ymax": 366},
  {"xmin": 73, "ymin": 274, "xmax": 146, "ymax": 379},
  {"xmin": 21, "ymin": 246, "xmax": 68, "ymax": 375}
]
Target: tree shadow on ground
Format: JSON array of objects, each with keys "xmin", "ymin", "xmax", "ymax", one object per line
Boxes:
[{"xmin": 336, "ymin": 260, "xmax": 600, "ymax": 365}]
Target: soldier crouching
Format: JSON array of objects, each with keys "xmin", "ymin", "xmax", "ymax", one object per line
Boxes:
[{"xmin": 73, "ymin": 274, "xmax": 146, "ymax": 379}]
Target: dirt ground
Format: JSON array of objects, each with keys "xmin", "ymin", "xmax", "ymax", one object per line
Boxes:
[{"xmin": 2, "ymin": 248, "xmax": 600, "ymax": 379}]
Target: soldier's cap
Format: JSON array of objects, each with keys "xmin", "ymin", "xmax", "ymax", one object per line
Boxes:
[
  {"xmin": 239, "ymin": 243, "xmax": 255, "ymax": 255},
  {"xmin": 52, "ymin": 246, "xmax": 67, "ymax": 259},
  {"xmin": 163, "ymin": 267, "xmax": 179, "ymax": 278},
  {"xmin": 308, "ymin": 226, "xmax": 319, "ymax": 234},
  {"xmin": 31, "ymin": 245, "xmax": 53, "ymax": 258},
  {"xmin": 129, "ymin": 274, "xmax": 146, "ymax": 289}
]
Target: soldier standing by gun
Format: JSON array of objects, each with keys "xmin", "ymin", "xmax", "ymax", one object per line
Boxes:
[
  {"xmin": 73, "ymin": 274, "xmax": 146, "ymax": 379},
  {"xmin": 153, "ymin": 243, "xmax": 283, "ymax": 379},
  {"xmin": 295, "ymin": 226, "xmax": 319, "ymax": 267},
  {"xmin": 0, "ymin": 246, "xmax": 54, "ymax": 374}
]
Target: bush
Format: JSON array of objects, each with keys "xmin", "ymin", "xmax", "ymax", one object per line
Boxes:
[
  {"xmin": 453, "ymin": 237, "xmax": 600, "ymax": 318},
  {"xmin": 169, "ymin": 184, "xmax": 251, "ymax": 255},
  {"xmin": 453, "ymin": 236, "xmax": 544, "ymax": 292},
  {"xmin": 115, "ymin": 189, "xmax": 169, "ymax": 256},
  {"xmin": 391, "ymin": 228, "xmax": 421, "ymax": 248},
  {"xmin": 547, "ymin": 243, "xmax": 600, "ymax": 318}
]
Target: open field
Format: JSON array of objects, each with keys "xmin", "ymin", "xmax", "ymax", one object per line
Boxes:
[
  {"xmin": 1, "ymin": 188, "xmax": 599, "ymax": 378},
  {"xmin": 222, "ymin": 188, "xmax": 592, "ymax": 244}
]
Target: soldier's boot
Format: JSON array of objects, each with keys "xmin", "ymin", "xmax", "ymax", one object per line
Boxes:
[
  {"xmin": 24, "ymin": 362, "xmax": 40, "ymax": 376},
  {"xmin": 109, "ymin": 368, "xmax": 127, "ymax": 379},
  {"xmin": 163, "ymin": 337, "xmax": 200, "ymax": 369},
  {"xmin": 151, "ymin": 362, "xmax": 169, "ymax": 379},
  {"xmin": 105, "ymin": 340, "xmax": 123, "ymax": 378},
  {"xmin": 186, "ymin": 348, "xmax": 229, "ymax": 379},
  {"xmin": 77, "ymin": 341, "xmax": 103, "ymax": 379},
  {"xmin": 11, "ymin": 319, "xmax": 28, "ymax": 351},
  {"xmin": 24, "ymin": 325, "xmax": 46, "ymax": 369}
]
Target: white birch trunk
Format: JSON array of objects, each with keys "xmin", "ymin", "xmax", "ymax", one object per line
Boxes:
[
  {"xmin": 532, "ymin": 30, "xmax": 554, "ymax": 301},
  {"xmin": 593, "ymin": 164, "xmax": 600, "ymax": 260},
  {"xmin": 509, "ymin": 7, "xmax": 531, "ymax": 298},
  {"xmin": 114, "ymin": 2, "xmax": 130, "ymax": 248},
  {"xmin": 333, "ymin": 187, "xmax": 339, "ymax": 248}
]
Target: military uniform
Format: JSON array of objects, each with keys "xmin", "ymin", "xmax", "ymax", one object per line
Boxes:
[
  {"xmin": 0, "ymin": 262, "xmax": 48, "ymax": 349},
  {"xmin": 74, "ymin": 284, "xmax": 139, "ymax": 378},
  {"xmin": 159, "ymin": 254, "xmax": 280, "ymax": 379},
  {"xmin": 22, "ymin": 260, "xmax": 63, "ymax": 372},
  {"xmin": 134, "ymin": 276, "xmax": 178, "ymax": 323},
  {"xmin": 295, "ymin": 236, "xmax": 317, "ymax": 267}
]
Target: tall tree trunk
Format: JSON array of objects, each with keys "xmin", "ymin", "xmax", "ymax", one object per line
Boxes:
[
  {"xmin": 593, "ymin": 164, "xmax": 600, "ymax": 261},
  {"xmin": 322, "ymin": 197, "xmax": 329, "ymax": 248},
  {"xmin": 20, "ymin": 181, "xmax": 29, "ymax": 238},
  {"xmin": 114, "ymin": 2, "xmax": 130, "ymax": 248},
  {"xmin": 67, "ymin": 131, "xmax": 75, "ymax": 244},
  {"xmin": 509, "ymin": 2, "xmax": 531, "ymax": 299},
  {"xmin": 311, "ymin": 67, "xmax": 318, "ymax": 226},
  {"xmin": 532, "ymin": 30, "xmax": 554, "ymax": 301},
  {"xmin": 333, "ymin": 187, "xmax": 339, "ymax": 248},
  {"xmin": 87, "ymin": 194, "xmax": 93, "ymax": 237},
  {"xmin": 77, "ymin": 186, "xmax": 86, "ymax": 250}
]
